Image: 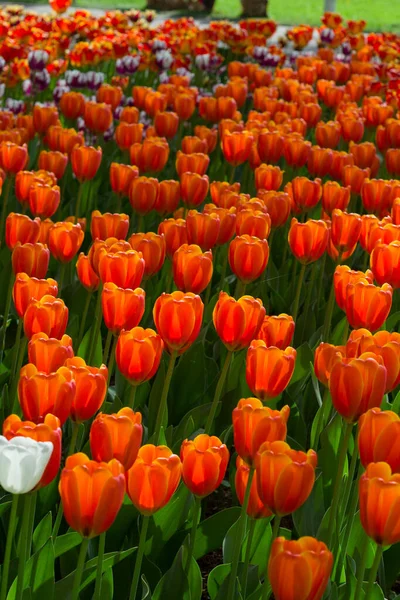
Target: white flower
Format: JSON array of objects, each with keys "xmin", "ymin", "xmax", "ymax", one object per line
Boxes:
[{"xmin": 0, "ymin": 436, "xmax": 53, "ymax": 494}]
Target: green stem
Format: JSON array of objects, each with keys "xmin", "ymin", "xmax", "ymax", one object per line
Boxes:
[
  {"xmin": 0, "ymin": 494, "xmax": 19, "ymax": 600},
  {"xmin": 9, "ymin": 319, "xmax": 23, "ymax": 382},
  {"xmin": 354, "ymin": 539, "xmax": 369, "ymax": 600},
  {"xmin": 52, "ymin": 502, "xmax": 64, "ymax": 540},
  {"xmin": 74, "ymin": 181, "xmax": 84, "ymax": 222},
  {"xmin": 58, "ymin": 262, "xmax": 67, "ymax": 293},
  {"xmin": 184, "ymin": 496, "xmax": 201, "ymax": 575},
  {"xmin": 15, "ymin": 493, "xmax": 33, "ymax": 600},
  {"xmin": 312, "ymin": 388, "xmax": 330, "ymax": 450},
  {"xmin": 0, "ymin": 272, "xmax": 14, "ymax": 363},
  {"xmin": 339, "ymin": 438, "xmax": 359, "ymax": 523},
  {"xmin": 292, "ymin": 262, "xmax": 306, "ymax": 323},
  {"xmin": 226, "ymin": 468, "xmax": 255, "ymax": 600},
  {"xmin": 0, "ymin": 176, "xmax": 13, "ymax": 244},
  {"xmin": 153, "ymin": 352, "xmax": 177, "ymax": 444},
  {"xmin": 129, "ymin": 516, "xmax": 150, "ymax": 600},
  {"xmin": 204, "ymin": 279, "xmax": 212, "ymax": 307},
  {"xmin": 300, "ymin": 261, "xmax": 317, "ymax": 341},
  {"xmin": 241, "ymin": 517, "xmax": 256, "ymax": 599},
  {"xmin": 316, "ymin": 253, "xmax": 327, "ymax": 311},
  {"xmin": 137, "ymin": 214, "xmax": 144, "ymax": 233},
  {"xmin": 234, "ymin": 279, "xmax": 246, "ymax": 299},
  {"xmin": 69, "ymin": 421, "xmax": 80, "ymax": 455},
  {"xmin": 219, "ymin": 246, "xmax": 229, "ymax": 290},
  {"xmin": 71, "ymin": 538, "xmax": 89, "ymax": 600},
  {"xmin": 365, "ymin": 545, "xmax": 383, "ymax": 600},
  {"xmin": 262, "ymin": 516, "xmax": 281, "ymax": 600},
  {"xmin": 204, "ymin": 351, "xmax": 232, "ymax": 433},
  {"xmin": 11, "ymin": 336, "xmax": 27, "ymax": 413},
  {"xmin": 93, "ymin": 532, "xmax": 106, "ymax": 600},
  {"xmin": 77, "ymin": 292, "xmax": 91, "ymax": 349},
  {"xmin": 326, "ymin": 421, "xmax": 353, "ymax": 549},
  {"xmin": 127, "ymin": 384, "xmax": 137, "ymax": 409},
  {"xmin": 87, "ymin": 287, "xmax": 102, "ymax": 365},
  {"xmin": 26, "ymin": 490, "xmax": 37, "ymax": 558},
  {"xmin": 322, "ymin": 275, "xmax": 336, "ymax": 342},
  {"xmin": 103, "ymin": 329, "xmax": 113, "ymax": 364},
  {"xmin": 107, "ymin": 335, "xmax": 118, "ymax": 386},
  {"xmin": 229, "ymin": 164, "xmax": 236, "ymax": 184}
]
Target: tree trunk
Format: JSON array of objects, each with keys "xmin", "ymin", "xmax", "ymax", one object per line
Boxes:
[{"xmin": 241, "ymin": 0, "xmax": 267, "ymax": 17}]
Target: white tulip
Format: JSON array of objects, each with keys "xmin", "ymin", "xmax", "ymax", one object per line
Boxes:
[{"xmin": 0, "ymin": 436, "xmax": 53, "ymax": 494}]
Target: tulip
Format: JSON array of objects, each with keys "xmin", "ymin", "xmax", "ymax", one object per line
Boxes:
[
  {"xmin": 344, "ymin": 280, "xmax": 392, "ymax": 332},
  {"xmin": 24, "ymin": 295, "xmax": 68, "ymax": 339},
  {"xmin": 307, "ymin": 146, "xmax": 333, "ymax": 178},
  {"xmin": 97, "ymin": 84, "xmax": 123, "ymax": 111},
  {"xmin": 246, "ymin": 340, "xmax": 296, "ymax": 400},
  {"xmin": 99, "ymin": 249, "xmax": 145, "ymax": 289},
  {"xmin": 18, "ymin": 364, "xmax": 75, "ymax": 425},
  {"xmin": 194, "ymin": 126, "xmax": 218, "ymax": 153},
  {"xmin": 130, "ymin": 139, "xmax": 169, "ymax": 173},
  {"xmin": 236, "ymin": 209, "xmax": 271, "ymax": 240},
  {"xmin": 288, "ymin": 218, "xmax": 329, "ymax": 264},
  {"xmin": 59, "ymin": 453, "xmax": 125, "ymax": 537},
  {"xmin": 91, "ymin": 211, "xmax": 129, "ymax": 241},
  {"xmin": 329, "ymin": 354, "xmax": 387, "ymax": 422},
  {"xmin": 129, "ymin": 232, "xmax": 166, "ymax": 278},
  {"xmin": 181, "ymin": 136, "xmax": 208, "ymax": 155},
  {"xmin": 33, "ymin": 106, "xmax": 59, "ymax": 135},
  {"xmin": 48, "ymin": 221, "xmax": 84, "ymax": 263},
  {"xmin": 229, "ymin": 234, "xmax": 269, "ymax": 284},
  {"xmin": 330, "ymin": 209, "xmax": 362, "ymax": 255},
  {"xmin": 12, "ymin": 242, "xmax": 50, "ymax": 278},
  {"xmin": 322, "ymin": 181, "xmax": 351, "ymax": 216},
  {"xmin": 38, "ymin": 150, "xmax": 68, "ymax": 180},
  {"xmin": 285, "ymin": 177, "xmax": 322, "ymax": 213},
  {"xmin": 84, "ymin": 101, "xmax": 113, "ymax": 134},
  {"xmin": 173, "ymin": 244, "xmax": 213, "ymax": 294},
  {"xmin": 0, "ymin": 142, "xmax": 28, "ymax": 174},
  {"xmin": 154, "ymin": 111, "xmax": 179, "ymax": 138},
  {"xmin": 283, "ymin": 137, "xmax": 311, "ymax": 168},
  {"xmin": 341, "ymin": 117, "xmax": 364, "ymax": 144},
  {"xmin": 233, "ymin": 398, "xmax": 290, "ymax": 465},
  {"xmin": 13, "ymin": 273, "xmax": 58, "ymax": 318},
  {"xmin": 371, "ymin": 241, "xmax": 400, "ymax": 289},
  {"xmin": 76, "ymin": 253, "xmax": 100, "ymax": 292},
  {"xmin": 3, "ymin": 413, "xmax": 61, "ymax": 488},
  {"xmin": 110, "ymin": 163, "xmax": 139, "ymax": 197},
  {"xmin": 257, "ymin": 131, "xmax": 284, "ymax": 163},
  {"xmin": 235, "ymin": 457, "xmax": 272, "ymax": 518},
  {"xmin": 256, "ymin": 314, "xmax": 295, "ymax": 349},
  {"xmin": 174, "ymin": 94, "xmax": 196, "ymax": 120},
  {"xmin": 129, "ymin": 176, "xmax": 159, "ymax": 216},
  {"xmin": 65, "ymin": 357, "xmax": 108, "ymax": 422},
  {"xmin": 6, "ymin": 213, "xmax": 40, "ymax": 250},
  {"xmin": 155, "ymin": 180, "xmax": 180, "ymax": 215},
  {"xmin": 213, "ymin": 292, "xmax": 265, "ymax": 351},
  {"xmin": 254, "ymin": 164, "xmax": 283, "ymax": 192},
  {"xmin": 126, "ymin": 444, "xmax": 181, "ymax": 515},
  {"xmin": 342, "ymin": 164, "xmax": 370, "ymax": 195},
  {"xmin": 180, "ymin": 434, "xmax": 229, "ymax": 497},
  {"xmin": 180, "ymin": 172, "xmax": 209, "ymax": 208},
  {"xmin": 59, "ymin": 91, "xmax": 86, "ymax": 120},
  {"xmin": 28, "ymin": 332, "xmax": 73, "ymax": 374},
  {"xmin": 334, "ymin": 265, "xmax": 373, "ymax": 311},
  {"xmin": 186, "ymin": 210, "xmax": 220, "ymax": 251},
  {"xmin": 71, "ymin": 145, "xmax": 102, "ymax": 182},
  {"xmin": 0, "ymin": 436, "xmax": 53, "ymax": 494},
  {"xmin": 316, "ymin": 120, "xmax": 341, "ymax": 148},
  {"xmin": 359, "ymin": 462, "xmax": 400, "ymax": 546},
  {"xmin": 144, "ymin": 91, "xmax": 168, "ymax": 117},
  {"xmin": 38, "ymin": 219, "xmax": 54, "ymax": 244},
  {"xmin": 258, "ymin": 191, "xmax": 291, "ymax": 228},
  {"xmin": 255, "ymin": 440, "xmax": 317, "ymax": 515},
  {"xmin": 153, "ymin": 291, "xmax": 203, "ymax": 355},
  {"xmin": 102, "ymin": 283, "xmax": 145, "ymax": 335},
  {"xmin": 176, "ymin": 151, "xmax": 210, "ymax": 177},
  {"xmin": 358, "ymin": 408, "xmax": 400, "ymax": 472},
  {"xmin": 361, "ymin": 179, "xmax": 393, "ymax": 218},
  {"xmin": 221, "ymin": 131, "xmax": 254, "ymax": 166},
  {"xmin": 268, "ymin": 537, "xmax": 333, "ymax": 600},
  {"xmin": 116, "ymin": 327, "xmax": 163, "ymax": 388}
]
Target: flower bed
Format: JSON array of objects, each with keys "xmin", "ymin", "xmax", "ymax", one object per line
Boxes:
[{"xmin": 0, "ymin": 6, "xmax": 399, "ymax": 600}]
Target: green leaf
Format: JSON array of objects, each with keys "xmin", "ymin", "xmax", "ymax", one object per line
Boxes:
[
  {"xmin": 7, "ymin": 538, "xmax": 54, "ymax": 600},
  {"xmin": 383, "ymin": 542, "xmax": 400, "ymax": 592},
  {"xmin": 169, "ymin": 342, "xmax": 208, "ymax": 423},
  {"xmin": 386, "ymin": 311, "xmax": 400, "ymax": 331},
  {"xmin": 240, "ymin": 519, "xmax": 272, "ymax": 577},
  {"xmin": 54, "ymin": 532, "xmax": 82, "ymax": 558},
  {"xmin": 293, "ymin": 474, "xmax": 325, "ymax": 538},
  {"xmin": 207, "ymin": 563, "xmax": 243, "ymax": 600},
  {"xmin": 33, "ymin": 512, "xmax": 52, "ymax": 554},
  {"xmin": 392, "ymin": 389, "xmax": 400, "ymax": 414},
  {"xmin": 310, "ymin": 390, "xmax": 331, "ymax": 449},
  {"xmin": 172, "ymin": 403, "xmax": 214, "ymax": 453},
  {"xmin": 319, "ymin": 412, "xmax": 343, "ymax": 501},
  {"xmin": 77, "ymin": 326, "xmax": 102, "ymax": 367},
  {"xmin": 193, "ymin": 507, "xmax": 241, "ymax": 560},
  {"xmin": 222, "ymin": 516, "xmax": 240, "ymax": 564},
  {"xmin": 289, "ymin": 342, "xmax": 313, "ymax": 386},
  {"xmin": 147, "ymin": 360, "xmax": 166, "ymax": 434},
  {"xmin": 100, "ymin": 568, "xmax": 114, "ymax": 600},
  {"xmin": 151, "ymin": 548, "xmax": 191, "ymax": 600},
  {"xmin": 345, "ymin": 512, "xmax": 376, "ymax": 572}
]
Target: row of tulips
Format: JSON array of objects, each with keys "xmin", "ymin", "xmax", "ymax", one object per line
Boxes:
[{"xmin": 0, "ymin": 4, "xmax": 400, "ymax": 600}]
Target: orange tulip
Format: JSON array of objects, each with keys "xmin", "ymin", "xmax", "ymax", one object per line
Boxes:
[
  {"xmin": 257, "ymin": 131, "xmax": 284, "ymax": 164},
  {"xmin": 76, "ymin": 253, "xmax": 100, "ymax": 292},
  {"xmin": 288, "ymin": 218, "xmax": 328, "ymax": 264},
  {"xmin": 84, "ymin": 101, "xmax": 113, "ymax": 134},
  {"xmin": 314, "ymin": 342, "xmax": 345, "ymax": 387},
  {"xmin": 186, "ymin": 210, "xmax": 220, "ymax": 251},
  {"xmin": 129, "ymin": 232, "xmax": 166, "ymax": 278},
  {"xmin": 213, "ymin": 291, "xmax": 265, "ymax": 351},
  {"xmin": 91, "ymin": 211, "xmax": 129, "ymax": 242},
  {"xmin": 24, "ymin": 295, "xmax": 68, "ymax": 340},
  {"xmin": 181, "ymin": 136, "xmax": 208, "ymax": 155},
  {"xmin": 371, "ymin": 241, "xmax": 400, "ymax": 288},
  {"xmin": 235, "ymin": 456, "xmax": 272, "ymax": 518},
  {"xmin": 173, "ymin": 244, "xmax": 213, "ymax": 294},
  {"xmin": 361, "ymin": 179, "xmax": 393, "ymax": 218},
  {"xmin": 180, "ymin": 172, "xmax": 209, "ymax": 208},
  {"xmin": 15, "ymin": 171, "xmax": 40, "ymax": 207},
  {"xmin": 102, "ymin": 283, "xmax": 145, "ymax": 335},
  {"xmin": 258, "ymin": 191, "xmax": 291, "ymax": 228},
  {"xmin": 268, "ymin": 537, "xmax": 333, "ymax": 600},
  {"xmin": 298, "ymin": 103, "xmax": 322, "ymax": 127},
  {"xmin": 18, "ymin": 364, "xmax": 75, "ymax": 425},
  {"xmin": 114, "ymin": 122, "xmax": 143, "ymax": 150},
  {"xmin": 144, "ymin": 91, "xmax": 168, "ymax": 118},
  {"xmin": 246, "ymin": 340, "xmax": 296, "ymax": 400},
  {"xmin": 12, "ymin": 242, "xmax": 50, "ymax": 277},
  {"xmin": 330, "ymin": 151, "xmax": 355, "ymax": 181},
  {"xmin": 342, "ymin": 164, "xmax": 370, "ymax": 195},
  {"xmin": 33, "ymin": 106, "xmax": 59, "ymax": 135},
  {"xmin": 322, "ymin": 181, "xmax": 351, "ymax": 216},
  {"xmin": 28, "ymin": 183, "xmax": 60, "ymax": 219},
  {"xmin": 6, "ymin": 213, "xmax": 40, "ymax": 250},
  {"xmin": 307, "ymin": 146, "xmax": 333, "ymax": 178},
  {"xmin": 358, "ymin": 408, "xmax": 400, "ymax": 472},
  {"xmin": 3, "ymin": 413, "xmax": 62, "ymax": 488},
  {"xmin": 116, "ymin": 327, "xmax": 163, "ymax": 386},
  {"xmin": 194, "ymin": 126, "xmax": 218, "ymax": 153},
  {"xmin": 99, "ymin": 248, "xmax": 144, "ymax": 289},
  {"xmin": 38, "ymin": 150, "xmax": 68, "ymax": 180},
  {"xmin": 110, "ymin": 163, "xmax": 139, "ymax": 197},
  {"xmin": 283, "ymin": 137, "xmax": 311, "ymax": 168},
  {"xmin": 344, "ymin": 280, "xmax": 392, "ymax": 332},
  {"xmin": 48, "ymin": 221, "xmax": 84, "ymax": 263},
  {"xmin": 254, "ymin": 164, "xmax": 283, "ymax": 192},
  {"xmin": 154, "ymin": 111, "xmax": 179, "ymax": 139},
  {"xmin": 28, "ymin": 332, "xmax": 73, "ymax": 373},
  {"xmin": 176, "ymin": 151, "xmax": 210, "ymax": 177},
  {"xmin": 204, "ymin": 204, "xmax": 237, "ymax": 245},
  {"xmin": 221, "ymin": 131, "xmax": 254, "ymax": 166},
  {"xmin": 97, "ymin": 84, "xmax": 123, "ymax": 111},
  {"xmin": 65, "ymin": 357, "xmax": 107, "ymax": 422},
  {"xmin": 285, "ymin": 176, "xmax": 322, "ymax": 213},
  {"xmin": 256, "ymin": 314, "xmax": 295, "ymax": 349},
  {"xmin": 90, "ymin": 408, "xmax": 142, "ymax": 471},
  {"xmin": 236, "ymin": 209, "xmax": 271, "ymax": 239},
  {"xmin": 341, "ymin": 117, "xmax": 364, "ymax": 143},
  {"xmin": 129, "ymin": 176, "xmax": 159, "ymax": 216},
  {"xmin": 158, "ymin": 218, "xmax": 188, "ymax": 258},
  {"xmin": 255, "ymin": 440, "xmax": 317, "ymax": 515},
  {"xmin": 13, "ymin": 272, "xmax": 57, "ymax": 318},
  {"xmin": 330, "ymin": 209, "xmax": 361, "ymax": 254},
  {"xmin": 0, "ymin": 142, "xmax": 28, "ymax": 173},
  {"xmin": 153, "ymin": 291, "xmax": 203, "ymax": 355},
  {"xmin": 126, "ymin": 444, "xmax": 181, "ymax": 515},
  {"xmin": 180, "ymin": 434, "xmax": 229, "ymax": 497},
  {"xmin": 154, "ymin": 180, "xmax": 180, "ymax": 215},
  {"xmin": 315, "ymin": 120, "xmax": 341, "ymax": 149},
  {"xmin": 329, "ymin": 354, "xmax": 387, "ymax": 422},
  {"xmin": 59, "ymin": 91, "xmax": 86, "ymax": 120},
  {"xmin": 359, "ymin": 462, "xmax": 400, "ymax": 546},
  {"xmin": 130, "ymin": 139, "xmax": 169, "ymax": 173},
  {"xmin": 59, "ymin": 453, "xmax": 125, "ymax": 537},
  {"xmin": 174, "ymin": 93, "xmax": 196, "ymax": 120},
  {"xmin": 334, "ymin": 265, "xmax": 373, "ymax": 311},
  {"xmin": 71, "ymin": 145, "xmax": 102, "ymax": 182},
  {"xmin": 229, "ymin": 234, "xmax": 269, "ymax": 283}
]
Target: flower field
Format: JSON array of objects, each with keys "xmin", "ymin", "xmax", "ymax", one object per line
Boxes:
[{"xmin": 0, "ymin": 5, "xmax": 400, "ymax": 600}]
